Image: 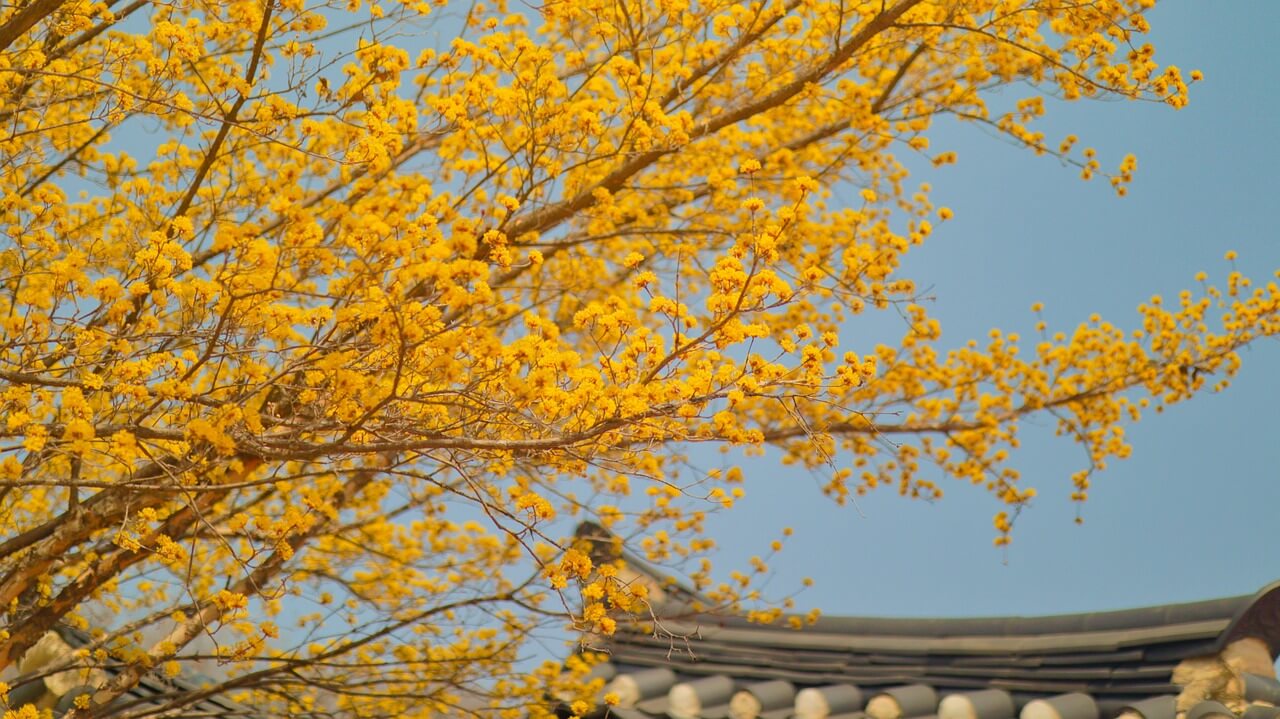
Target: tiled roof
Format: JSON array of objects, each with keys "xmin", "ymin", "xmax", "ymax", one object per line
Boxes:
[{"xmin": 576, "ymin": 580, "xmax": 1280, "ymax": 719}]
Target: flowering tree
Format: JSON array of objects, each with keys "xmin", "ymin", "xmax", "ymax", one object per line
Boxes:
[{"xmin": 0, "ymin": 0, "xmax": 1275, "ymax": 715}]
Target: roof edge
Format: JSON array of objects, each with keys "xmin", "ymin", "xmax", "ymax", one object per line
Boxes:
[{"xmin": 625, "ymin": 582, "xmax": 1280, "ymax": 661}]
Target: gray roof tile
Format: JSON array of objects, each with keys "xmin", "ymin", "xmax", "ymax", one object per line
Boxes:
[
  {"xmin": 573, "ymin": 579, "xmax": 1280, "ymax": 719},
  {"xmin": 1187, "ymin": 702, "xmax": 1236, "ymax": 719},
  {"xmin": 795, "ymin": 684, "xmax": 863, "ymax": 719},
  {"xmin": 868, "ymin": 684, "xmax": 938, "ymax": 718},
  {"xmin": 938, "ymin": 689, "xmax": 1016, "ymax": 719},
  {"xmin": 1240, "ymin": 706, "xmax": 1280, "ymax": 719},
  {"xmin": 1020, "ymin": 692, "xmax": 1098, "ymax": 719},
  {"xmin": 735, "ymin": 679, "xmax": 798, "ymax": 718},
  {"xmin": 1245, "ymin": 674, "xmax": 1280, "ymax": 704}
]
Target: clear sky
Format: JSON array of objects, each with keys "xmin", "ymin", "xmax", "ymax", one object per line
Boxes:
[{"xmin": 697, "ymin": 0, "xmax": 1280, "ymax": 619}]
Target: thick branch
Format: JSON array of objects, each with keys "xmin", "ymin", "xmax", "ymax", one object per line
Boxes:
[
  {"xmin": 2, "ymin": 490, "xmax": 221, "ymax": 668},
  {"xmin": 0, "ymin": 0, "xmax": 67, "ymax": 54}
]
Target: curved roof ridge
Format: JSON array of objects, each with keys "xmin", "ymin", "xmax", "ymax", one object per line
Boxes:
[
  {"xmin": 630, "ymin": 580, "xmax": 1280, "ymax": 655},
  {"xmin": 603, "ymin": 582, "xmax": 1280, "ymax": 700},
  {"xmin": 653, "ymin": 589, "xmax": 1256, "ymax": 639}
]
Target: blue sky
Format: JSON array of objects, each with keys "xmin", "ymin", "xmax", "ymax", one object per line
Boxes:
[{"xmin": 698, "ymin": 0, "xmax": 1280, "ymax": 619}]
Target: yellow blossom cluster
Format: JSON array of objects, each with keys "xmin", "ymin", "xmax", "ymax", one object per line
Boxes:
[{"xmin": 0, "ymin": 0, "xmax": 1258, "ymax": 716}]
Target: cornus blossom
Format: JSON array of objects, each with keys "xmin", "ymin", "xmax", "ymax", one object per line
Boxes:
[{"xmin": 0, "ymin": 0, "xmax": 1272, "ymax": 716}]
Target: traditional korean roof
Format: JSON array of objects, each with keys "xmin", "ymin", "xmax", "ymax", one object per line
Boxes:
[{"xmin": 572, "ymin": 544, "xmax": 1280, "ymax": 719}]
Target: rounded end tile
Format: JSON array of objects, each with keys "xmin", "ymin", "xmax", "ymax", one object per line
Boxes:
[{"xmin": 731, "ymin": 691, "xmax": 764, "ymax": 719}]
